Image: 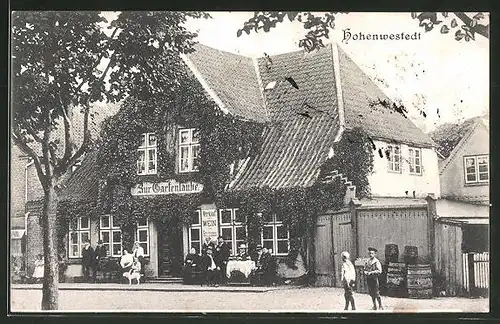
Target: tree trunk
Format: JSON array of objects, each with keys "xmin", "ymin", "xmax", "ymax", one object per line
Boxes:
[{"xmin": 41, "ymin": 184, "xmax": 59, "ymax": 310}]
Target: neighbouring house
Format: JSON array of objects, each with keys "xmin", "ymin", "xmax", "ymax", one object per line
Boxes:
[
  {"xmin": 49, "ymin": 43, "xmax": 442, "ymax": 284},
  {"xmin": 16, "ymin": 103, "xmax": 118, "ymax": 278},
  {"xmin": 428, "ymin": 116, "xmax": 490, "ymax": 297}
]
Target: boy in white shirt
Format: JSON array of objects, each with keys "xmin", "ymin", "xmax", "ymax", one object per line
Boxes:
[{"xmin": 341, "ymin": 251, "xmax": 356, "ymax": 311}]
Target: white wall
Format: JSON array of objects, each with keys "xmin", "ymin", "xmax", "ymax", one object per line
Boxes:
[{"xmin": 368, "ymin": 140, "xmax": 440, "ymax": 198}]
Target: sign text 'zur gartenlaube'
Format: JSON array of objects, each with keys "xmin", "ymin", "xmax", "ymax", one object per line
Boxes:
[{"xmin": 130, "ymin": 180, "xmax": 203, "ymax": 196}]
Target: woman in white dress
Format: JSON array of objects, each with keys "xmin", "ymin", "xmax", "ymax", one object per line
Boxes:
[{"xmin": 32, "ymin": 254, "xmax": 44, "ymax": 283}]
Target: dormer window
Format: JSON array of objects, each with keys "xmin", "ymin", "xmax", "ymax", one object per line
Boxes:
[
  {"xmin": 179, "ymin": 128, "xmax": 200, "ymax": 173},
  {"xmin": 464, "ymin": 155, "xmax": 489, "ymax": 184},
  {"xmin": 137, "ymin": 133, "xmax": 157, "ymax": 175}
]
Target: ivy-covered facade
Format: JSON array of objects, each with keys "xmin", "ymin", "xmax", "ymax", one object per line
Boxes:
[{"xmin": 54, "ymin": 43, "xmax": 386, "ymax": 279}]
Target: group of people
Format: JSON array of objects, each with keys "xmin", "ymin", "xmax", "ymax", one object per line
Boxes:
[
  {"xmin": 80, "ymin": 240, "xmax": 109, "ymax": 282},
  {"xmin": 341, "ymin": 247, "xmax": 384, "ymax": 311},
  {"xmin": 183, "ymin": 236, "xmax": 278, "ymax": 286},
  {"xmin": 119, "ymin": 242, "xmax": 146, "ymax": 280}
]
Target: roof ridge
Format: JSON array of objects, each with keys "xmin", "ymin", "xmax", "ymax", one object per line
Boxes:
[{"xmin": 252, "ymin": 57, "xmax": 271, "ymax": 122}]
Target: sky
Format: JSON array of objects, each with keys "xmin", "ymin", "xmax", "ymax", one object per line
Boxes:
[{"xmin": 102, "ymin": 12, "xmax": 489, "ymax": 133}]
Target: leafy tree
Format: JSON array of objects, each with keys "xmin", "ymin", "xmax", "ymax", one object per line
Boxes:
[
  {"xmin": 11, "ymin": 11, "xmax": 209, "ymax": 310},
  {"xmin": 237, "ymin": 12, "xmax": 489, "ymax": 52}
]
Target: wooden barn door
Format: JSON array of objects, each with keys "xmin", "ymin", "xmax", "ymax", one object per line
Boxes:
[
  {"xmin": 332, "ymin": 219, "xmax": 352, "ymax": 287},
  {"xmin": 314, "ymin": 215, "xmax": 334, "ymax": 286}
]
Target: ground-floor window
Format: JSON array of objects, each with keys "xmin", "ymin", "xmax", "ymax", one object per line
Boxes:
[
  {"xmin": 68, "ymin": 216, "xmax": 90, "ymax": 258},
  {"xmin": 189, "ymin": 210, "xmax": 202, "ymax": 254},
  {"xmin": 219, "ymin": 208, "xmax": 246, "ymax": 255},
  {"xmin": 135, "ymin": 217, "xmax": 150, "ymax": 256},
  {"xmin": 262, "ymin": 214, "xmax": 289, "ymax": 256},
  {"xmin": 99, "ymin": 215, "xmax": 122, "ymax": 257}
]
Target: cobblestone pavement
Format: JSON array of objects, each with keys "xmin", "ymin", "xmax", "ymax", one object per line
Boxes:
[{"xmin": 11, "ymin": 286, "xmax": 488, "ymax": 313}]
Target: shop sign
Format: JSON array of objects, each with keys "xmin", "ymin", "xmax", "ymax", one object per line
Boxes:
[
  {"xmin": 201, "ymin": 209, "xmax": 218, "ymax": 242},
  {"xmin": 131, "ymin": 180, "xmax": 203, "ymax": 196}
]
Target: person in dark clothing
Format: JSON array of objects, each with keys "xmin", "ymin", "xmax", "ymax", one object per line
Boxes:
[
  {"xmin": 184, "ymin": 247, "xmax": 200, "ymax": 284},
  {"xmin": 200, "ymin": 247, "xmax": 220, "ymax": 286},
  {"xmin": 81, "ymin": 241, "xmax": 95, "ymax": 283},
  {"xmin": 214, "ymin": 236, "xmax": 231, "ymax": 284},
  {"xmin": 364, "ymin": 247, "xmax": 383, "ymax": 310},
  {"xmin": 93, "ymin": 240, "xmax": 107, "ymax": 282},
  {"xmin": 201, "ymin": 237, "xmax": 215, "ymax": 256},
  {"xmin": 260, "ymin": 247, "xmax": 277, "ymax": 286}
]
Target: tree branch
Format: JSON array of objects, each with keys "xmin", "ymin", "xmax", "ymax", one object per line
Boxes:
[
  {"xmin": 453, "ymin": 12, "xmax": 489, "ymax": 38},
  {"xmin": 60, "ymin": 94, "xmax": 73, "ymax": 166},
  {"xmin": 12, "ymin": 131, "xmax": 48, "ymax": 190},
  {"xmin": 74, "ymin": 27, "xmax": 120, "ymax": 95},
  {"xmin": 61, "ymin": 103, "xmax": 91, "ymax": 172}
]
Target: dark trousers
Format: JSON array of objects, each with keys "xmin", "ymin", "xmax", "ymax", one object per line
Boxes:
[
  {"xmin": 205, "ymin": 269, "xmax": 220, "ymax": 285},
  {"xmin": 219, "ymin": 262, "xmax": 227, "ymax": 283},
  {"xmin": 82, "ymin": 264, "xmax": 93, "ymax": 282},
  {"xmin": 367, "ymin": 276, "xmax": 380, "ymax": 298},
  {"xmin": 343, "ymin": 280, "xmax": 356, "ymax": 310},
  {"xmin": 137, "ymin": 256, "xmax": 145, "ymax": 274}
]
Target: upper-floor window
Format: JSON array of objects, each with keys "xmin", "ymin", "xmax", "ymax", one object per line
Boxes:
[
  {"xmin": 408, "ymin": 148, "xmax": 422, "ymax": 175},
  {"xmin": 188, "ymin": 210, "xmax": 202, "ymax": 254},
  {"xmin": 137, "ymin": 133, "xmax": 157, "ymax": 175},
  {"xmin": 99, "ymin": 215, "xmax": 122, "ymax": 257},
  {"xmin": 219, "ymin": 209, "xmax": 246, "ymax": 256},
  {"xmin": 262, "ymin": 214, "xmax": 289, "ymax": 256},
  {"xmin": 387, "ymin": 144, "xmax": 401, "ymax": 173},
  {"xmin": 179, "ymin": 128, "xmax": 200, "ymax": 173},
  {"xmin": 68, "ymin": 216, "xmax": 90, "ymax": 259},
  {"xmin": 464, "ymin": 155, "xmax": 489, "ymax": 184}
]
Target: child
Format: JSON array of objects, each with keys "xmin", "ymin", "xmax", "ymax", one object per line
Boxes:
[
  {"xmin": 32, "ymin": 254, "xmax": 44, "ymax": 283},
  {"xmin": 341, "ymin": 251, "xmax": 356, "ymax": 310}
]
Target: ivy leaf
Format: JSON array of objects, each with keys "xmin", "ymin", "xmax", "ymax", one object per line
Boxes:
[
  {"xmin": 465, "ymin": 35, "xmax": 471, "ymax": 42},
  {"xmin": 451, "ymin": 18, "xmax": 458, "ymax": 28},
  {"xmin": 440, "ymin": 25, "xmax": 450, "ymax": 34},
  {"xmin": 470, "ymin": 18, "xmax": 477, "ymax": 28},
  {"xmin": 442, "ymin": 12, "xmax": 448, "ymax": 18},
  {"xmin": 237, "ymin": 29, "xmax": 243, "ymax": 37},
  {"xmin": 455, "ymin": 30, "xmax": 465, "ymax": 41}
]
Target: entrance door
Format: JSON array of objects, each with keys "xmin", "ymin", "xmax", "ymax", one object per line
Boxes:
[
  {"xmin": 158, "ymin": 226, "xmax": 183, "ymax": 277},
  {"xmin": 314, "ymin": 215, "xmax": 334, "ymax": 286}
]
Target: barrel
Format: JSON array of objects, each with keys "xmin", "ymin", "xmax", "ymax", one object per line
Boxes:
[
  {"xmin": 404, "ymin": 246, "xmax": 418, "ymax": 265},
  {"xmin": 407, "ymin": 264, "xmax": 433, "ymax": 299},
  {"xmin": 385, "ymin": 262, "xmax": 406, "ymax": 297},
  {"xmin": 385, "ymin": 244, "xmax": 399, "ymax": 264}
]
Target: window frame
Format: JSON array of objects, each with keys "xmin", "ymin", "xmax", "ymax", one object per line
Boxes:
[
  {"xmin": 99, "ymin": 215, "xmax": 123, "ymax": 258},
  {"xmin": 386, "ymin": 144, "xmax": 402, "ymax": 173},
  {"xmin": 135, "ymin": 217, "xmax": 150, "ymax": 257},
  {"xmin": 219, "ymin": 208, "xmax": 246, "ymax": 256},
  {"xmin": 188, "ymin": 210, "xmax": 202, "ymax": 254},
  {"xmin": 408, "ymin": 147, "xmax": 422, "ymax": 175},
  {"xmin": 68, "ymin": 216, "xmax": 91, "ymax": 259},
  {"xmin": 137, "ymin": 132, "xmax": 157, "ymax": 175},
  {"xmin": 464, "ymin": 155, "xmax": 489, "ymax": 184},
  {"xmin": 178, "ymin": 128, "xmax": 200, "ymax": 173},
  {"xmin": 261, "ymin": 214, "xmax": 290, "ymax": 256}
]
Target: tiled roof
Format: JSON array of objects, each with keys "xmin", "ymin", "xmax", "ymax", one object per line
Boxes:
[
  {"xmin": 187, "ymin": 44, "xmax": 268, "ymax": 123},
  {"xmin": 337, "ymin": 47, "xmax": 435, "ymax": 148},
  {"xmin": 429, "ymin": 116, "xmax": 488, "ymax": 159},
  {"xmin": 58, "ymin": 150, "xmax": 100, "ymax": 202},
  {"xmin": 230, "ymin": 47, "xmax": 339, "ymax": 190}
]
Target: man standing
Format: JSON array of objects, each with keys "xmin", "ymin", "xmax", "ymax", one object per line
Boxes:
[
  {"xmin": 81, "ymin": 241, "xmax": 95, "ymax": 283},
  {"xmin": 201, "ymin": 247, "xmax": 220, "ymax": 287},
  {"xmin": 364, "ymin": 247, "xmax": 383, "ymax": 310},
  {"xmin": 341, "ymin": 251, "xmax": 356, "ymax": 311},
  {"xmin": 94, "ymin": 240, "xmax": 107, "ymax": 282},
  {"xmin": 214, "ymin": 236, "xmax": 230, "ymax": 284},
  {"xmin": 202, "ymin": 237, "xmax": 215, "ymax": 256},
  {"xmin": 132, "ymin": 241, "xmax": 145, "ymax": 275}
]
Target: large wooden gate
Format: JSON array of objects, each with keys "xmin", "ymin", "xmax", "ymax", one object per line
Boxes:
[
  {"xmin": 314, "ymin": 214, "xmax": 334, "ymax": 286},
  {"xmin": 332, "ymin": 212, "xmax": 352, "ymax": 287},
  {"xmin": 463, "ymin": 252, "xmax": 489, "ymax": 297}
]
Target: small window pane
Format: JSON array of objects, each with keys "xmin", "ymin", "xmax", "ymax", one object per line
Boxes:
[
  {"xmin": 220, "ymin": 210, "xmax": 232, "ymax": 224},
  {"xmin": 479, "ymin": 173, "xmax": 489, "ymax": 181},
  {"xmin": 101, "ymin": 231, "xmax": 110, "ymax": 243},
  {"xmin": 277, "ymin": 226, "xmax": 288, "ymax": 239},
  {"xmin": 263, "ymin": 226, "xmax": 273, "ymax": 240},
  {"xmin": 190, "ymin": 228, "xmax": 200, "ymax": 241},
  {"xmin": 112, "ymin": 231, "xmax": 121, "ymax": 243},
  {"xmin": 220, "ymin": 227, "xmax": 232, "ymax": 241},
  {"xmin": 81, "ymin": 232, "xmax": 90, "ymax": 244},
  {"xmin": 415, "ymin": 166, "xmax": 421, "ymax": 174},
  {"xmin": 80, "ymin": 217, "xmax": 90, "ymax": 229},
  {"xmin": 235, "ymin": 227, "xmax": 246, "ymax": 240},
  {"xmin": 180, "ymin": 130, "xmax": 190, "ymax": 144},
  {"xmin": 138, "ymin": 229, "xmax": 148, "ymax": 242},
  {"xmin": 263, "ymin": 241, "xmax": 273, "ymax": 250},
  {"xmin": 140, "ymin": 134, "xmax": 146, "ymax": 147},
  {"xmin": 70, "ymin": 232, "xmax": 78, "ymax": 244},
  {"xmin": 409, "ymin": 164, "xmax": 415, "ymax": 173},
  {"xmin": 192, "ymin": 129, "xmax": 200, "ymax": 143},
  {"xmin": 394, "ymin": 146, "xmax": 400, "ymax": 154},
  {"xmin": 140, "ymin": 243, "xmax": 148, "ymax": 255},
  {"xmin": 71, "ymin": 245, "xmax": 79, "ymax": 257},
  {"xmin": 148, "ymin": 133, "xmax": 156, "ymax": 146},
  {"xmin": 415, "ymin": 150, "xmax": 420, "ymax": 158},
  {"xmin": 277, "ymin": 241, "xmax": 289, "ymax": 254},
  {"xmin": 113, "ymin": 244, "xmax": 122, "ymax": 256},
  {"xmin": 100, "ymin": 216, "xmax": 110, "ymax": 228},
  {"xmin": 234, "ymin": 210, "xmax": 244, "ymax": 223},
  {"xmin": 137, "ymin": 218, "xmax": 147, "ymax": 227},
  {"xmin": 191, "ymin": 242, "xmax": 200, "ymax": 252},
  {"xmin": 465, "ymin": 158, "xmax": 476, "ymax": 168},
  {"xmin": 467, "ymin": 174, "xmax": 477, "ymax": 182}
]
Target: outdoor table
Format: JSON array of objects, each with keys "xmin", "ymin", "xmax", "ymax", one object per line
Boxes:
[{"xmin": 226, "ymin": 260, "xmax": 256, "ymax": 279}]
